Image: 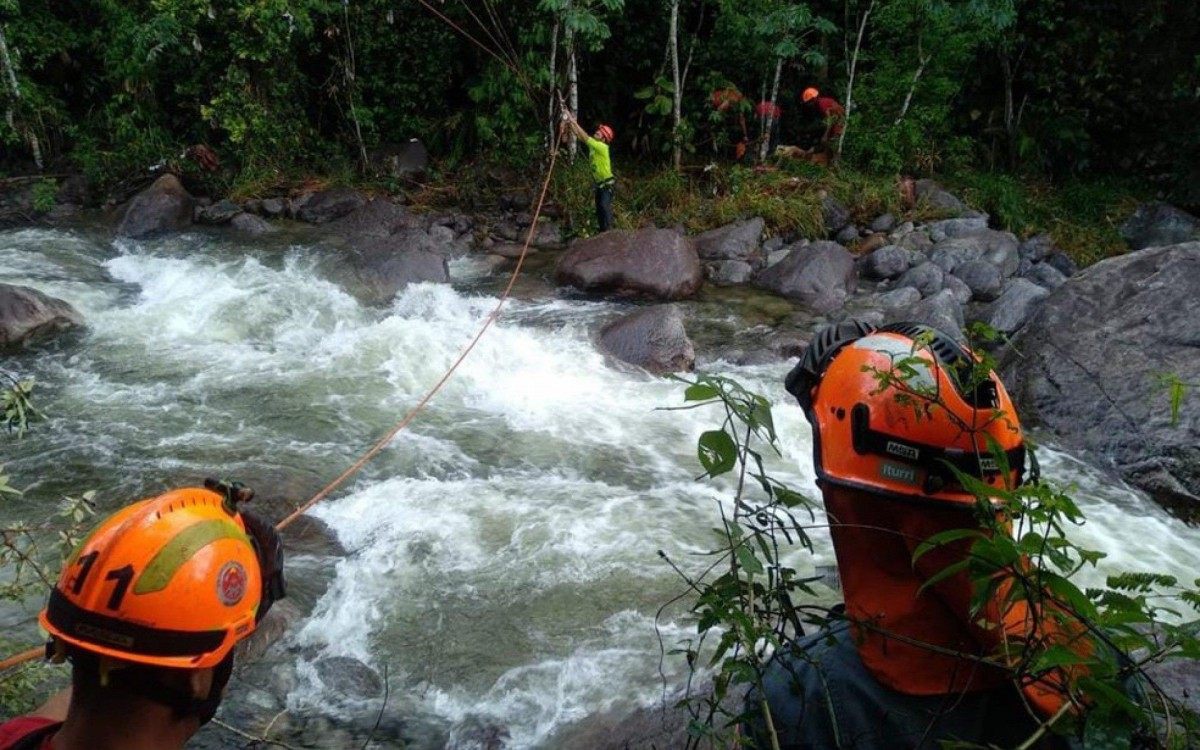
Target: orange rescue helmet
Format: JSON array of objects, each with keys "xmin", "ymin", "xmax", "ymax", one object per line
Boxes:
[
  {"xmin": 786, "ymin": 321, "xmax": 1026, "ymax": 504},
  {"xmin": 802, "ymin": 87, "xmax": 821, "ymax": 103},
  {"xmin": 40, "ymin": 487, "xmax": 264, "ymax": 670},
  {"xmin": 596, "ymin": 124, "xmax": 615, "ymax": 143}
]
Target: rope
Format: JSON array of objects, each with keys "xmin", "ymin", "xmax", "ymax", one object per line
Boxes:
[
  {"xmin": 1, "ymin": 131, "xmax": 564, "ymax": 671},
  {"xmin": 0, "ymin": 9, "xmax": 569, "ymax": 672}
]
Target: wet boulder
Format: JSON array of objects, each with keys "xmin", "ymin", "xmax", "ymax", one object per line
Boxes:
[
  {"xmin": 1001, "ymin": 242, "xmax": 1200, "ymax": 516},
  {"xmin": 1121, "ymin": 202, "xmax": 1200, "ymax": 251},
  {"xmin": 754, "ymin": 241, "xmax": 856, "ymax": 314},
  {"xmin": 116, "ymin": 174, "xmax": 195, "ymax": 239},
  {"xmin": 297, "ymin": 187, "xmax": 368, "ymax": 224},
  {"xmin": 0, "ymin": 283, "xmax": 84, "ymax": 347},
  {"xmin": 598, "ymin": 305, "xmax": 695, "ymax": 374},
  {"xmin": 341, "ymin": 234, "xmax": 450, "ymax": 304},
  {"xmin": 230, "ymin": 213, "xmax": 276, "ymax": 236},
  {"xmin": 556, "ymin": 228, "xmax": 703, "ymax": 301}
]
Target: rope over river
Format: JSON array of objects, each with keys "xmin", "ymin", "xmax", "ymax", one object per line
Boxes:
[{"xmin": 2, "ymin": 222, "xmax": 1199, "ymax": 748}]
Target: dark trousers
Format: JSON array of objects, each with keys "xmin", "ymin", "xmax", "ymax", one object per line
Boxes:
[{"xmin": 594, "ymin": 183, "xmax": 614, "ymax": 232}]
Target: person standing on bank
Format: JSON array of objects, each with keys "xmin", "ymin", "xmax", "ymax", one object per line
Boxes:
[{"xmin": 562, "ymin": 112, "xmax": 616, "ymax": 233}]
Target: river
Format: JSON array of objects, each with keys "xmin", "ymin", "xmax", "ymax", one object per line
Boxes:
[{"xmin": 3, "ymin": 223, "xmax": 1198, "ymax": 748}]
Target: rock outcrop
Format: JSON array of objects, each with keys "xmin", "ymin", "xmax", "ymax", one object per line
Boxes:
[
  {"xmin": 556, "ymin": 229, "xmax": 703, "ymax": 300},
  {"xmin": 1001, "ymin": 242, "xmax": 1200, "ymax": 516}
]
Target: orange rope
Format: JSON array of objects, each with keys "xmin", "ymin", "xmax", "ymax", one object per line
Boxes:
[{"xmin": 1, "ymin": 0, "xmax": 567, "ymax": 678}]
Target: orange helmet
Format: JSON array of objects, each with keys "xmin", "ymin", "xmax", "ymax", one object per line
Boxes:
[
  {"xmin": 802, "ymin": 87, "xmax": 820, "ymax": 103},
  {"xmin": 40, "ymin": 487, "xmax": 264, "ymax": 669},
  {"xmin": 786, "ymin": 321, "xmax": 1026, "ymax": 504},
  {"xmin": 596, "ymin": 124, "xmax": 615, "ymax": 143}
]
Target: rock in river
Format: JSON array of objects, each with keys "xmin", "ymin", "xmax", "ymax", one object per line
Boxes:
[
  {"xmin": 1000, "ymin": 242, "xmax": 1200, "ymax": 516},
  {"xmin": 556, "ymin": 228, "xmax": 703, "ymax": 301},
  {"xmin": 116, "ymin": 174, "xmax": 195, "ymax": 239},
  {"xmin": 598, "ymin": 305, "xmax": 695, "ymax": 374},
  {"xmin": 0, "ymin": 283, "xmax": 84, "ymax": 347}
]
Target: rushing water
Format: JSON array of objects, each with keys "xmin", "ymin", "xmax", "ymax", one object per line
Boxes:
[{"xmin": 2, "ymin": 224, "xmax": 1199, "ymax": 748}]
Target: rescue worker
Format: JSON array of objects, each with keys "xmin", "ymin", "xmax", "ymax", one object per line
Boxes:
[
  {"xmin": 802, "ymin": 87, "xmax": 845, "ymax": 161},
  {"xmin": 710, "ymin": 86, "xmax": 750, "ymax": 161},
  {"xmin": 745, "ymin": 321, "xmax": 1082, "ymax": 749},
  {"xmin": 562, "ymin": 111, "xmax": 616, "ymax": 233},
  {"xmin": 0, "ymin": 480, "xmax": 286, "ymax": 750}
]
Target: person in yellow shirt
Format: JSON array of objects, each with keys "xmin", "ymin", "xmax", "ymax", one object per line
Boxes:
[{"xmin": 562, "ymin": 112, "xmax": 616, "ymax": 232}]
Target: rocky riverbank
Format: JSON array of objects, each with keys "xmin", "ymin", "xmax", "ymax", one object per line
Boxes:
[{"xmin": 5, "ymin": 170, "xmax": 1197, "ymax": 519}]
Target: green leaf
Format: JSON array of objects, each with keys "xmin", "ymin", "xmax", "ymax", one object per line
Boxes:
[
  {"xmin": 697, "ymin": 430, "xmax": 738, "ymax": 477},
  {"xmin": 684, "ymin": 383, "xmax": 719, "ymax": 402}
]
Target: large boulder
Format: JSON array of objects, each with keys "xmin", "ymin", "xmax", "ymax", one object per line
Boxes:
[
  {"xmin": 297, "ymin": 187, "xmax": 368, "ymax": 224},
  {"xmin": 754, "ymin": 241, "xmax": 856, "ymax": 314},
  {"xmin": 341, "ymin": 236, "xmax": 450, "ymax": 304},
  {"xmin": 597, "ymin": 305, "xmax": 695, "ymax": 374},
  {"xmin": 1121, "ymin": 202, "xmax": 1200, "ymax": 251},
  {"xmin": 694, "ymin": 218, "xmax": 765, "ymax": 264},
  {"xmin": 0, "ymin": 283, "xmax": 84, "ymax": 346},
  {"xmin": 116, "ymin": 174, "xmax": 195, "ymax": 239},
  {"xmin": 1001, "ymin": 243, "xmax": 1200, "ymax": 515},
  {"xmin": 556, "ymin": 229, "xmax": 703, "ymax": 301}
]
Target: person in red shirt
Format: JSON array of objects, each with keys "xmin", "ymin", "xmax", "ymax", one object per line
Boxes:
[
  {"xmin": 0, "ymin": 482, "xmax": 286, "ymax": 750},
  {"xmin": 802, "ymin": 87, "xmax": 845, "ymax": 160}
]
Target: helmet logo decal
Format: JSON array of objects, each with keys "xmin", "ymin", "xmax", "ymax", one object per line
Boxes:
[
  {"xmin": 885, "ymin": 441, "xmax": 920, "ymax": 461},
  {"xmin": 217, "ymin": 562, "xmax": 247, "ymax": 607},
  {"xmin": 880, "ymin": 462, "xmax": 918, "ymax": 485}
]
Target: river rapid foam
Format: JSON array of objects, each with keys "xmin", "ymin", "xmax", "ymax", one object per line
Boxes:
[{"xmin": 3, "ymin": 226, "xmax": 1198, "ymax": 747}]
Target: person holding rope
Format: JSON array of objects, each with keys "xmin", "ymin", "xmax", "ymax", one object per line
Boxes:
[
  {"xmin": 562, "ymin": 111, "xmax": 617, "ymax": 233},
  {"xmin": 0, "ymin": 481, "xmax": 286, "ymax": 750}
]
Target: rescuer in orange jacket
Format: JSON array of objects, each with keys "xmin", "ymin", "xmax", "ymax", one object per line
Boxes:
[
  {"xmin": 0, "ymin": 481, "xmax": 286, "ymax": 750},
  {"xmin": 745, "ymin": 321, "xmax": 1084, "ymax": 749}
]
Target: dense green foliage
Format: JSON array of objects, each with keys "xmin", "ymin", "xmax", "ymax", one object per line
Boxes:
[{"xmin": 1, "ymin": 0, "xmax": 1197, "ymax": 201}]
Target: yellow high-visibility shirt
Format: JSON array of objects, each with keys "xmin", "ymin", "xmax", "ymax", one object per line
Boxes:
[{"xmin": 583, "ymin": 136, "xmax": 613, "ymax": 183}]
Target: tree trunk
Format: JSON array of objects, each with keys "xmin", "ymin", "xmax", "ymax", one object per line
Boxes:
[
  {"xmin": 759, "ymin": 56, "xmax": 783, "ymax": 163},
  {"xmin": 895, "ymin": 35, "xmax": 930, "ymax": 126},
  {"xmin": 548, "ymin": 18, "xmax": 560, "ymax": 150},
  {"xmin": 837, "ymin": 0, "xmax": 875, "ymax": 158},
  {"xmin": 0, "ymin": 25, "xmax": 42, "ymax": 171},
  {"xmin": 669, "ymin": 0, "xmax": 682, "ymax": 171},
  {"xmin": 566, "ymin": 11, "xmax": 578, "ymax": 158}
]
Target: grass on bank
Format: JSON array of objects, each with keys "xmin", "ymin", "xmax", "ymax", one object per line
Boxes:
[{"xmin": 547, "ymin": 158, "xmax": 1142, "ymax": 265}]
